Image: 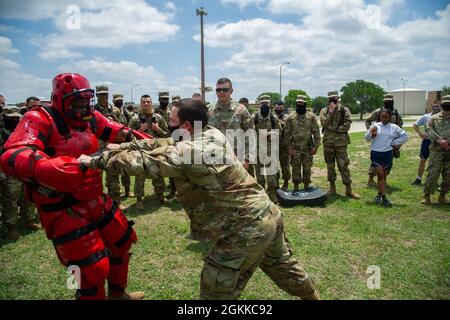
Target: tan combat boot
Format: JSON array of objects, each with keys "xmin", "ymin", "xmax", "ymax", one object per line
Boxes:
[
  {"xmin": 326, "ymin": 184, "xmax": 336, "ymax": 197},
  {"xmin": 108, "ymin": 290, "xmax": 145, "ymax": 300},
  {"xmin": 124, "ymin": 187, "xmax": 134, "ymax": 198},
  {"xmin": 438, "ymin": 193, "xmax": 449, "ymax": 204},
  {"xmin": 135, "ymin": 196, "xmax": 144, "ymax": 209},
  {"xmin": 281, "ymin": 180, "xmax": 289, "ymax": 191},
  {"xmin": 345, "ymin": 185, "xmax": 360, "ymax": 199},
  {"xmin": 24, "ymin": 220, "xmax": 42, "ymax": 231},
  {"xmin": 421, "ymin": 194, "xmax": 431, "ymax": 205},
  {"xmin": 6, "ymin": 225, "xmax": 20, "ymax": 241}
]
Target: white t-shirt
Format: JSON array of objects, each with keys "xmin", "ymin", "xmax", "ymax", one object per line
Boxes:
[{"xmin": 365, "ymin": 122, "xmax": 409, "ymax": 152}]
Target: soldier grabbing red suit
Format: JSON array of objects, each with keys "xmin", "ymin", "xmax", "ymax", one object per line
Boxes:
[{"xmin": 0, "ymin": 73, "xmax": 150, "ymax": 300}]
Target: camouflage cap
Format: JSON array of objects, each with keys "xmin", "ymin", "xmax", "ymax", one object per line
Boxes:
[
  {"xmin": 159, "ymin": 91, "xmax": 170, "ymax": 99},
  {"xmin": 383, "ymin": 94, "xmax": 394, "ymax": 101},
  {"xmin": 441, "ymin": 95, "xmax": 450, "ymax": 105},
  {"xmin": 3, "ymin": 105, "xmax": 21, "ymax": 118},
  {"xmin": 296, "ymin": 95, "xmax": 307, "ymax": 103},
  {"xmin": 172, "ymin": 95, "xmax": 181, "ymax": 102},
  {"xmin": 96, "ymin": 85, "xmax": 109, "ymax": 94},
  {"xmin": 259, "ymin": 95, "xmax": 271, "ymax": 104},
  {"xmin": 327, "ymin": 90, "xmax": 339, "ymax": 98},
  {"xmin": 113, "ymin": 93, "xmax": 124, "ymax": 101}
]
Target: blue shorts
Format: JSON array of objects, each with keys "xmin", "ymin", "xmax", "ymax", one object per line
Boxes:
[
  {"xmin": 419, "ymin": 139, "xmax": 431, "ymax": 159},
  {"xmin": 371, "ymin": 150, "xmax": 393, "ymax": 172}
]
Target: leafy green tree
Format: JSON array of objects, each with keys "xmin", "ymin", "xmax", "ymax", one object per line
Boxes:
[
  {"xmin": 256, "ymin": 92, "xmax": 282, "ymax": 105},
  {"xmin": 442, "ymin": 86, "xmax": 450, "ymax": 96},
  {"xmin": 283, "ymin": 89, "xmax": 311, "ymax": 110},
  {"xmin": 340, "ymin": 80, "xmax": 385, "ymax": 120},
  {"xmin": 312, "ymin": 96, "xmax": 328, "ymax": 115}
]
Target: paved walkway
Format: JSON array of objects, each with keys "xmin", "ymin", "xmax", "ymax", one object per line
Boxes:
[{"xmin": 349, "ymin": 120, "xmax": 415, "ymax": 133}]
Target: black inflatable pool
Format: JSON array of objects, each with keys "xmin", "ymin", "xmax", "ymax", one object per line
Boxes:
[{"xmin": 276, "ymin": 187, "xmax": 327, "ymax": 207}]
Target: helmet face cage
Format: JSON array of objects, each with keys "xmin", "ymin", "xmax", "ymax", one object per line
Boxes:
[{"xmin": 62, "ymin": 88, "xmax": 95, "ymax": 121}]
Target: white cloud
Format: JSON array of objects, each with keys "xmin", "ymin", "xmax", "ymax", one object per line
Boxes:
[
  {"xmin": 0, "ymin": 36, "xmax": 19, "ymax": 55},
  {"xmin": 194, "ymin": 2, "xmax": 450, "ymax": 98},
  {"xmin": 3, "ymin": 0, "xmax": 180, "ymax": 60},
  {"xmin": 221, "ymin": 0, "xmax": 266, "ymax": 9}
]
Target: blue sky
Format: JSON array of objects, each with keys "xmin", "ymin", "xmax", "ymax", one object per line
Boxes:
[{"xmin": 0, "ymin": 0, "xmax": 449, "ymax": 103}]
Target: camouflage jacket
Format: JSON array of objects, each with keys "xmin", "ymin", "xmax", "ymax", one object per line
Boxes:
[
  {"xmin": 283, "ymin": 111, "xmax": 321, "ymax": 150},
  {"xmin": 155, "ymin": 106, "xmax": 171, "ymax": 124},
  {"xmin": 209, "ymin": 100, "xmax": 254, "ymax": 161},
  {"xmin": 365, "ymin": 108, "xmax": 403, "ymax": 129},
  {"xmin": 128, "ymin": 111, "xmax": 169, "ymax": 138},
  {"xmin": 90, "ymin": 126, "xmax": 272, "ymax": 242},
  {"xmin": 94, "ymin": 103, "xmax": 126, "ymax": 124},
  {"xmin": 426, "ymin": 111, "xmax": 450, "ymax": 152},
  {"xmin": 253, "ymin": 112, "xmax": 282, "ymax": 152},
  {"xmin": 320, "ymin": 106, "xmax": 352, "ymax": 147}
]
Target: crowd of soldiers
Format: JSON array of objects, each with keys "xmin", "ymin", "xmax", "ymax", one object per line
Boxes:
[{"xmin": 1, "ymin": 80, "xmax": 449, "ymax": 240}]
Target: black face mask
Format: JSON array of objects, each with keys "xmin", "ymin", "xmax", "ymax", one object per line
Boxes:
[
  {"xmin": 442, "ymin": 104, "xmax": 450, "ymax": 111},
  {"xmin": 159, "ymin": 100, "xmax": 169, "ymax": 109},
  {"xmin": 275, "ymin": 109, "xmax": 283, "ymax": 116},
  {"xmin": 4, "ymin": 117, "xmax": 20, "ymax": 131},
  {"xmin": 260, "ymin": 105, "xmax": 270, "ymax": 117},
  {"xmin": 114, "ymin": 101, "xmax": 123, "ymax": 108},
  {"xmin": 384, "ymin": 101, "xmax": 394, "ymax": 110},
  {"xmin": 296, "ymin": 104, "xmax": 306, "ymax": 115}
]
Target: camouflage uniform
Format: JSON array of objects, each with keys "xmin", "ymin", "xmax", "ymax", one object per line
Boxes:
[
  {"xmin": 319, "ymin": 97, "xmax": 353, "ymax": 187},
  {"xmin": 89, "ymin": 126, "xmax": 318, "ymax": 300},
  {"xmin": 128, "ymin": 111, "xmax": 169, "ymax": 199},
  {"xmin": 94, "ymin": 86, "xmax": 127, "ymax": 202},
  {"xmin": 423, "ymin": 109, "xmax": 450, "ymax": 196},
  {"xmin": 284, "ymin": 109, "xmax": 321, "ymax": 187},
  {"xmin": 155, "ymin": 91, "xmax": 171, "ymax": 124},
  {"xmin": 277, "ymin": 112, "xmax": 291, "ymax": 183},
  {"xmin": 253, "ymin": 96, "xmax": 282, "ymax": 203},
  {"xmin": 209, "ymin": 100, "xmax": 254, "ymax": 163},
  {"xmin": 0, "ymin": 106, "xmax": 35, "ymax": 228}
]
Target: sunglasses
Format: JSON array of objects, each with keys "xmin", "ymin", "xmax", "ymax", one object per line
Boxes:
[{"xmin": 216, "ymin": 88, "xmax": 231, "ymax": 93}]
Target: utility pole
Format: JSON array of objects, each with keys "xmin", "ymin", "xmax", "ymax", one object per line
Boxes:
[
  {"xmin": 279, "ymin": 61, "xmax": 290, "ymax": 98},
  {"xmin": 401, "ymin": 78, "xmax": 407, "ymax": 116},
  {"xmin": 196, "ymin": 7, "xmax": 208, "ymax": 103}
]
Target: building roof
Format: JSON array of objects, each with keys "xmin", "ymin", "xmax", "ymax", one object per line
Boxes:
[{"xmin": 389, "ymin": 88, "xmax": 425, "ymax": 92}]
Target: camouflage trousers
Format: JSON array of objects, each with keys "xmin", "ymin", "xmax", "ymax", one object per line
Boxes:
[
  {"xmin": 200, "ymin": 204, "xmax": 316, "ymax": 300},
  {"xmin": 323, "ymin": 145, "xmax": 352, "ymax": 186},
  {"xmin": 423, "ymin": 150, "xmax": 450, "ymax": 195},
  {"xmin": 106, "ymin": 172, "xmax": 131, "ymax": 202},
  {"xmin": 134, "ymin": 176, "xmax": 165, "ymax": 198},
  {"xmin": 290, "ymin": 150, "xmax": 313, "ymax": 185},
  {"xmin": 0, "ymin": 175, "xmax": 35, "ymax": 226},
  {"xmin": 255, "ymin": 163, "xmax": 279, "ymax": 203},
  {"xmin": 279, "ymin": 146, "xmax": 291, "ymax": 182}
]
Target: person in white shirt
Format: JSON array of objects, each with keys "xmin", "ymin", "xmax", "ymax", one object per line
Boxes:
[
  {"xmin": 365, "ymin": 109, "xmax": 409, "ymax": 206},
  {"xmin": 411, "ymin": 104, "xmax": 442, "ymax": 185}
]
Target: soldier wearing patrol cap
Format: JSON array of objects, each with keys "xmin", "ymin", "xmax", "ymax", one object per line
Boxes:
[
  {"xmin": 111, "ymin": 93, "xmax": 133, "ymax": 199},
  {"xmin": 254, "ymin": 95, "xmax": 282, "ymax": 203},
  {"xmin": 320, "ymin": 90, "xmax": 360, "ymax": 199},
  {"xmin": 283, "ymin": 95, "xmax": 321, "ymax": 192},
  {"xmin": 422, "ymin": 95, "xmax": 450, "ymax": 205},
  {"xmin": 1, "ymin": 105, "xmax": 40, "ymax": 240},
  {"xmin": 94, "ymin": 86, "xmax": 125, "ymax": 204},
  {"xmin": 274, "ymin": 100, "xmax": 291, "ymax": 190},
  {"xmin": 365, "ymin": 94, "xmax": 404, "ymax": 186}
]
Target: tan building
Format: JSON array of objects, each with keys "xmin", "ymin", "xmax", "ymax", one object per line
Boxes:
[{"xmin": 388, "ymin": 88, "xmax": 426, "ymax": 115}]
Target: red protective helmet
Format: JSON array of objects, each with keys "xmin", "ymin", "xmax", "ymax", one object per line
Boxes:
[{"xmin": 51, "ymin": 73, "xmax": 95, "ymax": 125}]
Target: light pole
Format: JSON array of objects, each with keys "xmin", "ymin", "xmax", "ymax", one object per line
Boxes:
[
  {"xmin": 279, "ymin": 61, "xmax": 290, "ymax": 98},
  {"xmin": 196, "ymin": 7, "xmax": 208, "ymax": 103},
  {"xmin": 131, "ymin": 84, "xmax": 140, "ymax": 104},
  {"xmin": 401, "ymin": 78, "xmax": 407, "ymax": 116}
]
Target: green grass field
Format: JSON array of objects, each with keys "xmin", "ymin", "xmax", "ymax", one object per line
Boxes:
[{"xmin": 0, "ymin": 128, "xmax": 449, "ymax": 300}]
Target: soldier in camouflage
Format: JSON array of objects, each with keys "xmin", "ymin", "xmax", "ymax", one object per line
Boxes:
[
  {"xmin": 274, "ymin": 101, "xmax": 291, "ymax": 190},
  {"xmin": 79, "ymin": 98, "xmax": 319, "ymax": 300},
  {"xmin": 1, "ymin": 105, "xmax": 40, "ymax": 240},
  {"xmin": 284, "ymin": 95, "xmax": 321, "ymax": 192},
  {"xmin": 253, "ymin": 95, "xmax": 282, "ymax": 203},
  {"xmin": 422, "ymin": 95, "xmax": 450, "ymax": 205},
  {"xmin": 320, "ymin": 91, "xmax": 360, "ymax": 199},
  {"xmin": 365, "ymin": 94, "xmax": 404, "ymax": 186},
  {"xmin": 128, "ymin": 94, "xmax": 169, "ymax": 207},
  {"xmin": 156, "ymin": 91, "xmax": 176, "ymax": 198},
  {"xmin": 209, "ymin": 78, "xmax": 254, "ymax": 170},
  {"xmin": 94, "ymin": 86, "xmax": 125, "ymax": 204}
]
